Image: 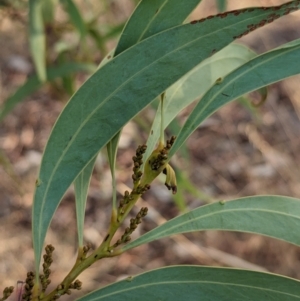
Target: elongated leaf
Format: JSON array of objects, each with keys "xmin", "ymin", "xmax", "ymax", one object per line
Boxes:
[
  {"xmin": 110, "ymin": 0, "xmax": 203, "ymax": 194},
  {"xmin": 74, "ymin": 156, "xmax": 96, "ymax": 246},
  {"xmin": 106, "ymin": 133, "xmax": 121, "ymax": 210},
  {"xmin": 169, "ymin": 38, "xmax": 300, "ymax": 158},
  {"xmin": 76, "ymin": 266, "xmax": 300, "ymax": 301},
  {"xmin": 61, "ymin": 0, "xmax": 87, "ymax": 38},
  {"xmin": 143, "ymin": 43, "xmax": 257, "ymax": 162},
  {"xmin": 115, "ymin": 0, "xmax": 202, "ymax": 55},
  {"xmin": 73, "ymin": 55, "xmax": 110, "ymax": 243},
  {"xmin": 29, "ymin": 0, "xmax": 46, "ymax": 82},
  {"xmin": 33, "ymin": 2, "xmax": 300, "ymax": 271},
  {"xmin": 73, "ymin": 53, "xmax": 116, "ymax": 235},
  {"xmin": 0, "ymin": 63, "xmax": 96, "ymax": 121},
  {"xmin": 41, "ymin": 0, "xmax": 57, "ymax": 23},
  {"xmin": 122, "ymin": 196, "xmax": 300, "ymax": 251}
]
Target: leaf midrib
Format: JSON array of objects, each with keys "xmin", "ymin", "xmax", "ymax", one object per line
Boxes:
[
  {"xmin": 123, "ymin": 206, "xmax": 300, "ymax": 251},
  {"xmin": 87, "ymin": 279, "xmax": 300, "ymax": 300},
  {"xmin": 157, "ymin": 207, "xmax": 300, "ymax": 233},
  {"xmin": 137, "ymin": 0, "xmax": 169, "ymax": 43}
]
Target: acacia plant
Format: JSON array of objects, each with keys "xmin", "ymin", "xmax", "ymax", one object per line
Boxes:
[{"xmin": 2, "ymin": 1, "xmax": 300, "ymax": 300}]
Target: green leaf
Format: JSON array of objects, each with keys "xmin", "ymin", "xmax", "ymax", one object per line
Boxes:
[
  {"xmin": 143, "ymin": 43, "xmax": 257, "ymax": 162},
  {"xmin": 73, "ymin": 54, "xmax": 110, "ymax": 246},
  {"xmin": 107, "ymin": 131, "xmax": 119, "ymax": 170},
  {"xmin": 108, "ymin": 0, "xmax": 203, "ymax": 209},
  {"xmin": 106, "ymin": 133, "xmax": 121, "ymax": 210},
  {"xmin": 61, "ymin": 0, "xmax": 87, "ymax": 38},
  {"xmin": 32, "ymin": 2, "xmax": 300, "ymax": 271},
  {"xmin": 216, "ymin": 0, "xmax": 227, "ymax": 12},
  {"xmin": 122, "ymin": 196, "xmax": 300, "ymax": 252},
  {"xmin": 0, "ymin": 62, "xmax": 96, "ymax": 121},
  {"xmin": 113, "ymin": 0, "xmax": 203, "ymax": 152},
  {"xmin": 76, "ymin": 266, "xmax": 300, "ymax": 301},
  {"xmin": 74, "ymin": 156, "xmax": 96, "ymax": 247},
  {"xmin": 169, "ymin": 38, "xmax": 300, "ymax": 158},
  {"xmin": 29, "ymin": 0, "xmax": 46, "ymax": 82},
  {"xmin": 115, "ymin": 0, "xmax": 202, "ymax": 55},
  {"xmin": 107, "ymin": 0, "xmax": 203, "ymax": 211},
  {"xmin": 41, "ymin": 0, "xmax": 58, "ymax": 24}
]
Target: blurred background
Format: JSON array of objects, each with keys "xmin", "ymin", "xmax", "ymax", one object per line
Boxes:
[{"xmin": 1, "ymin": 0, "xmax": 300, "ymax": 299}]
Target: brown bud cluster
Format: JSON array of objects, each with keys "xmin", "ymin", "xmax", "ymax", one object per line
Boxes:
[
  {"xmin": 118, "ymin": 190, "xmax": 134, "ymax": 211},
  {"xmin": 54, "ymin": 279, "xmax": 82, "ymax": 300},
  {"xmin": 69, "ymin": 279, "xmax": 82, "ymax": 290},
  {"xmin": 149, "ymin": 148, "xmax": 168, "ymax": 171},
  {"xmin": 40, "ymin": 244, "xmax": 55, "ymax": 292},
  {"xmin": 132, "ymin": 144, "xmax": 147, "ymax": 184},
  {"xmin": 165, "ymin": 136, "xmax": 176, "ymax": 150},
  {"xmin": 1, "ymin": 286, "xmax": 14, "ymax": 300},
  {"xmin": 118, "ymin": 184, "xmax": 150, "ymax": 215},
  {"xmin": 132, "ymin": 184, "xmax": 151, "ymax": 195},
  {"xmin": 149, "ymin": 136, "xmax": 176, "ymax": 171},
  {"xmin": 113, "ymin": 207, "xmax": 148, "ymax": 248},
  {"xmin": 22, "ymin": 272, "xmax": 35, "ymax": 301}
]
